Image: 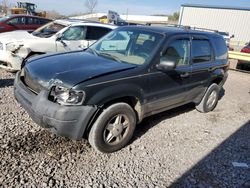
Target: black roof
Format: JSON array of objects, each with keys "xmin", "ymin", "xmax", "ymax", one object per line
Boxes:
[{"xmin": 120, "ymin": 25, "xmax": 221, "ymax": 37}]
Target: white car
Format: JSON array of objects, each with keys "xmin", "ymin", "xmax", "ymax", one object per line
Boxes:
[{"xmin": 0, "ymin": 20, "xmax": 116, "ymax": 72}]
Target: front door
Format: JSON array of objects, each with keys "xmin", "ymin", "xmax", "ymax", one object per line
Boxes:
[
  {"xmin": 145, "ymin": 35, "xmax": 192, "ymax": 115},
  {"xmin": 56, "ymin": 25, "xmax": 88, "ymax": 52}
]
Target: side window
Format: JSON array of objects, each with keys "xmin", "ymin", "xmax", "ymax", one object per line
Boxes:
[
  {"xmin": 162, "ymin": 39, "xmax": 190, "ymax": 66},
  {"xmin": 7, "ymin": 17, "xmax": 25, "ymax": 25},
  {"xmin": 62, "ymin": 26, "xmax": 86, "ymax": 40},
  {"xmin": 27, "ymin": 17, "xmax": 34, "ymax": 24},
  {"xmin": 40, "ymin": 19, "xmax": 50, "ymax": 25},
  {"xmin": 33, "ymin": 18, "xmax": 40, "ymax": 24},
  {"xmin": 86, "ymin": 26, "xmax": 111, "ymax": 40},
  {"xmin": 212, "ymin": 37, "xmax": 228, "ymax": 60},
  {"xmin": 192, "ymin": 39, "xmax": 212, "ymax": 63}
]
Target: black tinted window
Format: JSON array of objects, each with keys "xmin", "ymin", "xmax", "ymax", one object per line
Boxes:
[
  {"xmin": 40, "ymin": 19, "xmax": 50, "ymax": 25},
  {"xmin": 27, "ymin": 17, "xmax": 38, "ymax": 24},
  {"xmin": 86, "ymin": 26, "xmax": 111, "ymax": 40},
  {"xmin": 192, "ymin": 39, "xmax": 211, "ymax": 63},
  {"xmin": 213, "ymin": 37, "xmax": 228, "ymax": 60}
]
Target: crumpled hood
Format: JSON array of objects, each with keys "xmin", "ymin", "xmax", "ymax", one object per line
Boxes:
[
  {"xmin": 0, "ymin": 30, "xmax": 37, "ymax": 44},
  {"xmin": 24, "ymin": 51, "xmax": 137, "ymax": 90}
]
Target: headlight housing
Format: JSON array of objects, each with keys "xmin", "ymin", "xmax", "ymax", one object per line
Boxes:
[
  {"xmin": 50, "ymin": 85, "xmax": 85, "ymax": 106},
  {"xmin": 6, "ymin": 43, "xmax": 23, "ymax": 52}
]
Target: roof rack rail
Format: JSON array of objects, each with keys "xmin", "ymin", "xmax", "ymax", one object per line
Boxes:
[{"xmin": 162, "ymin": 23, "xmax": 220, "ymax": 33}]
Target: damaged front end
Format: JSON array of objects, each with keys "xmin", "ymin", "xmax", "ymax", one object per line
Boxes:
[{"xmin": 0, "ymin": 42, "xmax": 30, "ymax": 72}]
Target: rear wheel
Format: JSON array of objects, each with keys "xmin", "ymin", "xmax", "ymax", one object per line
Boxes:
[
  {"xmin": 88, "ymin": 103, "xmax": 136, "ymax": 153},
  {"xmin": 196, "ymin": 83, "xmax": 220, "ymax": 113}
]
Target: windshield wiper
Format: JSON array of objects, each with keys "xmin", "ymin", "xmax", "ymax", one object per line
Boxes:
[{"xmin": 99, "ymin": 52, "xmax": 122, "ymax": 63}]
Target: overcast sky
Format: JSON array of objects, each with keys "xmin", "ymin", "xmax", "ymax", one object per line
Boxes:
[{"xmin": 10, "ymin": 0, "xmax": 250, "ymax": 15}]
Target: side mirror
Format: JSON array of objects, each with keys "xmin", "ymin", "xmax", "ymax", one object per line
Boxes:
[
  {"xmin": 156, "ymin": 60, "xmax": 176, "ymax": 72},
  {"xmin": 56, "ymin": 33, "xmax": 63, "ymax": 41},
  {"xmin": 56, "ymin": 33, "xmax": 67, "ymax": 47},
  {"xmin": 230, "ymin": 34, "xmax": 235, "ymax": 39}
]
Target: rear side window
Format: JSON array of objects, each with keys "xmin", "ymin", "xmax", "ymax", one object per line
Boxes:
[
  {"xmin": 212, "ymin": 37, "xmax": 228, "ymax": 60},
  {"xmin": 86, "ymin": 26, "xmax": 111, "ymax": 40},
  {"xmin": 192, "ymin": 39, "xmax": 211, "ymax": 63},
  {"xmin": 40, "ymin": 19, "xmax": 50, "ymax": 25}
]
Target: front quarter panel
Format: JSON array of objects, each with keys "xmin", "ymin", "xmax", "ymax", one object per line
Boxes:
[
  {"xmin": 84, "ymin": 83, "xmax": 145, "ymax": 106},
  {"xmin": 23, "ymin": 38, "xmax": 57, "ymax": 53}
]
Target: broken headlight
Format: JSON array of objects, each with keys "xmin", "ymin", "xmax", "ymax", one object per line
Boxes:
[
  {"xmin": 50, "ymin": 85, "xmax": 85, "ymax": 106},
  {"xmin": 6, "ymin": 43, "xmax": 23, "ymax": 52}
]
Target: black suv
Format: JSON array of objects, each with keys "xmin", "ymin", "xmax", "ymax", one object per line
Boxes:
[{"xmin": 14, "ymin": 26, "xmax": 229, "ymax": 153}]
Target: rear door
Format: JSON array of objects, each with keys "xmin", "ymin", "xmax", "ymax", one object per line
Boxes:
[
  {"xmin": 146, "ymin": 35, "xmax": 192, "ymax": 115},
  {"xmin": 26, "ymin": 17, "xmax": 39, "ymax": 32},
  {"xmin": 185, "ymin": 35, "xmax": 214, "ymax": 101}
]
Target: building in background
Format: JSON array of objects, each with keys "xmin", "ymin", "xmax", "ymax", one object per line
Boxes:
[
  {"xmin": 70, "ymin": 12, "xmax": 168, "ymax": 25},
  {"xmin": 179, "ymin": 4, "xmax": 250, "ymax": 43}
]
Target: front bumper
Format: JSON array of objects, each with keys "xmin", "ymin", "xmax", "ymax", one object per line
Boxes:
[
  {"xmin": 0, "ymin": 50, "xmax": 23, "ymax": 72},
  {"xmin": 14, "ymin": 72, "xmax": 98, "ymax": 140}
]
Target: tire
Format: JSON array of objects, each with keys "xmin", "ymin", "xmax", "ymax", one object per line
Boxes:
[
  {"xmin": 196, "ymin": 83, "xmax": 220, "ymax": 113},
  {"xmin": 88, "ymin": 103, "xmax": 136, "ymax": 153},
  {"xmin": 236, "ymin": 62, "xmax": 243, "ymax": 70}
]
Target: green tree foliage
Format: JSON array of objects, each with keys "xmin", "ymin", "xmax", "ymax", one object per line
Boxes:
[{"xmin": 169, "ymin": 12, "xmax": 180, "ymax": 21}]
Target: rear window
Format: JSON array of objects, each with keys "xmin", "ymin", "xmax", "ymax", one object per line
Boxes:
[{"xmin": 212, "ymin": 37, "xmax": 228, "ymax": 60}]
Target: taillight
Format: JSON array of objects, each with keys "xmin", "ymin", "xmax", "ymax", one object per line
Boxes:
[{"xmin": 241, "ymin": 47, "xmax": 250, "ymax": 53}]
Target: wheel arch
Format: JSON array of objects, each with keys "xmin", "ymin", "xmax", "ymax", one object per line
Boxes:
[{"xmin": 84, "ymin": 85, "xmax": 145, "ymax": 136}]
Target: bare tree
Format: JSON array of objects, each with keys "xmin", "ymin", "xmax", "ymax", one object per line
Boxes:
[
  {"xmin": 84, "ymin": 0, "xmax": 98, "ymax": 14},
  {"xmin": 47, "ymin": 10, "xmax": 64, "ymax": 19},
  {"xmin": 0, "ymin": 0, "xmax": 11, "ymax": 15}
]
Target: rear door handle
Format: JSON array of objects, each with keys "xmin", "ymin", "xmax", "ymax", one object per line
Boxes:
[{"xmin": 180, "ymin": 72, "xmax": 190, "ymax": 78}]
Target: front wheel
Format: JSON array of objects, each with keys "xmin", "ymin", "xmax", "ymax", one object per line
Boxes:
[
  {"xmin": 88, "ymin": 103, "xmax": 136, "ymax": 153},
  {"xmin": 196, "ymin": 83, "xmax": 220, "ymax": 113}
]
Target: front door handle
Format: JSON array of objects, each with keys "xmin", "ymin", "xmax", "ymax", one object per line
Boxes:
[{"xmin": 180, "ymin": 72, "xmax": 189, "ymax": 78}]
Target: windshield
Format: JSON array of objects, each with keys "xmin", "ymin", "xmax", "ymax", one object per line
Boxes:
[
  {"xmin": 88, "ymin": 29, "xmax": 163, "ymax": 65},
  {"xmin": 0, "ymin": 16, "xmax": 10, "ymax": 22},
  {"xmin": 32, "ymin": 21, "xmax": 66, "ymax": 38}
]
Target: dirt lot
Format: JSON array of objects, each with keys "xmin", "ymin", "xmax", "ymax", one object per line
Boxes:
[{"xmin": 0, "ymin": 69, "xmax": 249, "ymax": 187}]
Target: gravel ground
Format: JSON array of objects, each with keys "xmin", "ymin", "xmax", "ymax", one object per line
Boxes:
[{"xmin": 0, "ymin": 69, "xmax": 249, "ymax": 187}]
